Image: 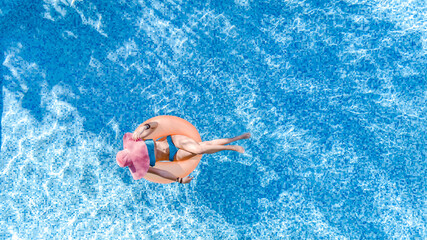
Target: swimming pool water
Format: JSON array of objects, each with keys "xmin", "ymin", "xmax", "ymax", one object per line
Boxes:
[{"xmin": 1, "ymin": 0, "xmax": 426, "ymax": 239}]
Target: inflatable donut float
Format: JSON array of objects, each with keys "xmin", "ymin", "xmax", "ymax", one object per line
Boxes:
[{"xmin": 139, "ymin": 115, "xmax": 202, "ymax": 184}]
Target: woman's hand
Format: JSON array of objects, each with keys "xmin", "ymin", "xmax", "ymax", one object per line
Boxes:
[
  {"xmin": 148, "ymin": 168, "xmax": 194, "ymax": 184},
  {"xmin": 132, "ymin": 122, "xmax": 158, "ymax": 140},
  {"xmin": 132, "ymin": 130, "xmax": 142, "ymax": 140},
  {"xmin": 181, "ymin": 176, "xmax": 193, "ymax": 184},
  {"xmin": 132, "ymin": 127, "xmax": 146, "ymax": 140}
]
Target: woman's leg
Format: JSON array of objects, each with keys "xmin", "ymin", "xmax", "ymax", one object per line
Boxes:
[
  {"xmin": 202, "ymin": 132, "xmax": 251, "ymax": 145},
  {"xmin": 172, "ymin": 135, "xmax": 246, "ymax": 155},
  {"xmin": 199, "ymin": 142, "xmax": 244, "ymax": 154}
]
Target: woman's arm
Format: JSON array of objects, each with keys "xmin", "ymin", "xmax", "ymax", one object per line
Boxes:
[
  {"xmin": 132, "ymin": 122, "xmax": 159, "ymax": 140},
  {"xmin": 147, "ymin": 167, "xmax": 193, "ymax": 184}
]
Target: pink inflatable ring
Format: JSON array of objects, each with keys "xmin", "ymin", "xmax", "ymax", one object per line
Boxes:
[{"xmin": 138, "ymin": 115, "xmax": 202, "ymax": 184}]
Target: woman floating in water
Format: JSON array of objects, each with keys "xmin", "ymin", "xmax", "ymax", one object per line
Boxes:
[{"xmin": 116, "ymin": 116, "xmax": 250, "ymax": 184}]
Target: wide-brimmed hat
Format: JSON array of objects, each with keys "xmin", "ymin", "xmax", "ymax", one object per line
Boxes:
[{"xmin": 116, "ymin": 133, "xmax": 150, "ymax": 180}]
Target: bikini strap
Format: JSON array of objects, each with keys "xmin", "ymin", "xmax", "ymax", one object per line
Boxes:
[{"xmin": 144, "ymin": 139, "xmax": 156, "ymax": 167}]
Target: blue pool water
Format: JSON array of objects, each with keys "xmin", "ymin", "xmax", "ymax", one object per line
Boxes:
[{"xmin": 1, "ymin": 0, "xmax": 426, "ymax": 239}]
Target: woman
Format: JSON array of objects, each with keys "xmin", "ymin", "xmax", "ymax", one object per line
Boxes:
[{"xmin": 117, "ymin": 121, "xmax": 250, "ymax": 184}]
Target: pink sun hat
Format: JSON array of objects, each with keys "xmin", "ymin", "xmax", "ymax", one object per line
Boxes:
[{"xmin": 116, "ymin": 133, "xmax": 150, "ymax": 180}]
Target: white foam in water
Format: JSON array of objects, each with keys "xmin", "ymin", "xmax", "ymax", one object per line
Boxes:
[
  {"xmin": 42, "ymin": 0, "xmax": 68, "ymax": 21},
  {"xmin": 3, "ymin": 43, "xmax": 39, "ymax": 91},
  {"xmin": 88, "ymin": 56, "xmax": 104, "ymax": 76},
  {"xmin": 42, "ymin": 0, "xmax": 107, "ymax": 37},
  {"xmin": 136, "ymin": 7, "xmax": 189, "ymax": 60},
  {"xmin": 62, "ymin": 30, "xmax": 77, "ymax": 39},
  {"xmin": 107, "ymin": 40, "xmax": 141, "ymax": 72},
  {"xmin": 73, "ymin": 2, "xmax": 107, "ymax": 37},
  {"xmin": 234, "ymin": 0, "xmax": 249, "ymax": 8}
]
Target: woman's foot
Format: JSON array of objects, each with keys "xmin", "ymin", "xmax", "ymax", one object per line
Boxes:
[
  {"xmin": 202, "ymin": 132, "xmax": 251, "ymax": 146},
  {"xmin": 240, "ymin": 132, "xmax": 251, "ymax": 139},
  {"xmin": 231, "ymin": 132, "xmax": 251, "ymax": 142},
  {"xmin": 233, "ymin": 145, "xmax": 245, "ymax": 153}
]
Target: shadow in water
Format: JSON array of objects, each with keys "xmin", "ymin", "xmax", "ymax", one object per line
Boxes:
[{"xmin": 2, "ymin": 0, "xmax": 148, "ymax": 134}]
